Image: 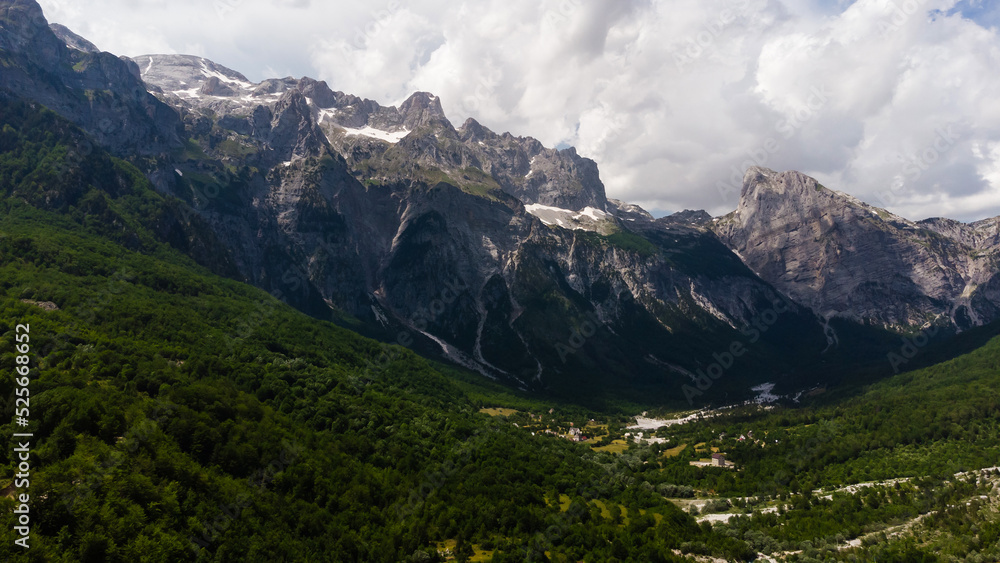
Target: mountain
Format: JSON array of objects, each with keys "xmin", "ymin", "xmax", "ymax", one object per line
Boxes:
[
  {"xmin": 130, "ymin": 53, "xmax": 608, "ymax": 210},
  {"xmin": 0, "ymin": 0, "xmax": 181, "ymax": 153},
  {"xmin": 3, "ymin": 2, "xmax": 991, "ymax": 405},
  {"xmin": 48, "ymin": 23, "xmax": 99, "ymax": 53},
  {"xmin": 6, "ymin": 4, "xmax": 1000, "ymax": 561},
  {"xmin": 1, "ymin": 93, "xmax": 773, "ymax": 560},
  {"xmin": 714, "ymin": 166, "xmax": 1000, "ymax": 332},
  {"xmin": 116, "ymin": 53, "xmax": 850, "ymax": 401}
]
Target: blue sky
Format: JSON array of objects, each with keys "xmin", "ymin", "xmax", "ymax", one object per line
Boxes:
[{"xmin": 951, "ymin": 0, "xmax": 1000, "ymax": 27}]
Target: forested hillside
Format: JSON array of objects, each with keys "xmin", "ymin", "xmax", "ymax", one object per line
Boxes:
[
  {"xmin": 3, "ymin": 48, "xmax": 1000, "ymax": 563},
  {"xmin": 622, "ymin": 324, "xmax": 1000, "ymax": 561},
  {"xmin": 0, "ymin": 98, "xmax": 759, "ymax": 562}
]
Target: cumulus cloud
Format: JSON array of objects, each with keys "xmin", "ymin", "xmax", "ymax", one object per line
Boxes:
[{"xmin": 37, "ymin": 0, "xmax": 1000, "ymax": 221}]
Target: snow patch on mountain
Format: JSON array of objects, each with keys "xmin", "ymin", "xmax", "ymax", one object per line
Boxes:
[
  {"xmin": 526, "ymin": 156, "xmax": 537, "ymax": 178},
  {"xmin": 524, "ymin": 204, "xmax": 612, "ymax": 232},
  {"xmin": 342, "ymin": 125, "xmax": 410, "ymax": 143},
  {"xmin": 578, "ymin": 207, "xmax": 610, "ymax": 221},
  {"xmin": 751, "ymin": 383, "xmax": 779, "ymax": 404},
  {"xmin": 317, "ymin": 108, "xmax": 341, "ymax": 124},
  {"xmin": 173, "ymin": 87, "xmax": 201, "ymax": 98},
  {"xmin": 199, "ymin": 60, "xmax": 251, "ymax": 88}
]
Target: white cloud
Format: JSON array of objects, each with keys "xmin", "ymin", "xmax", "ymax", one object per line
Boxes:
[{"xmin": 36, "ymin": 0, "xmax": 1000, "ymax": 221}]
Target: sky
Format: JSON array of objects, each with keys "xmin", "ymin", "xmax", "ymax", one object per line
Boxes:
[{"xmin": 36, "ymin": 0, "xmax": 1000, "ymax": 221}]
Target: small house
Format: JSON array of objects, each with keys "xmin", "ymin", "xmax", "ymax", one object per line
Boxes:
[{"xmin": 711, "ymin": 453, "xmax": 726, "ymax": 467}]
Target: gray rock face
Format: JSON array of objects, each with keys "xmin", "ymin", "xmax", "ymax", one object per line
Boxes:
[
  {"xmin": 713, "ymin": 166, "xmax": 1000, "ymax": 330},
  {"xmin": 199, "ymin": 76, "xmax": 237, "ymax": 97},
  {"xmin": 660, "ymin": 209, "xmax": 713, "ymax": 228},
  {"xmin": 129, "ymin": 54, "xmax": 254, "ymax": 96},
  {"xmin": 11, "ymin": 6, "xmax": 954, "ymax": 400},
  {"xmin": 918, "ymin": 216, "xmax": 1000, "ymax": 252},
  {"xmin": 397, "ymin": 91, "xmax": 450, "ymax": 129},
  {"xmin": 132, "ymin": 53, "xmax": 609, "ymax": 212},
  {"xmin": 0, "ymin": 0, "xmax": 57, "ymax": 54},
  {"xmin": 0, "ymin": 0, "xmax": 182, "ymax": 154},
  {"xmin": 121, "ymin": 52, "xmax": 827, "ymax": 393},
  {"xmin": 454, "ymin": 118, "xmax": 607, "ymax": 210},
  {"xmin": 266, "ymin": 91, "xmax": 328, "ymax": 162},
  {"xmin": 49, "ymin": 23, "xmax": 98, "ymax": 52},
  {"xmin": 230, "ymin": 155, "xmax": 819, "ymax": 392},
  {"xmin": 607, "ymin": 198, "xmax": 654, "ymax": 223}
]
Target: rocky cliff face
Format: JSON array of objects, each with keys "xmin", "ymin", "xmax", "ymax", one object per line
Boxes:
[
  {"xmin": 116, "ymin": 55, "xmax": 832, "ymax": 396},
  {"xmin": 3, "ymin": 1, "xmax": 936, "ymax": 402},
  {"xmin": 48, "ymin": 23, "xmax": 98, "ymax": 53},
  {"xmin": 265, "ymin": 160, "xmax": 824, "ymax": 393},
  {"xmin": 713, "ymin": 167, "xmax": 1000, "ymax": 331},
  {"xmin": 131, "ymin": 54, "xmax": 608, "ymax": 212},
  {"xmin": 0, "ymin": 2, "xmax": 181, "ymax": 154}
]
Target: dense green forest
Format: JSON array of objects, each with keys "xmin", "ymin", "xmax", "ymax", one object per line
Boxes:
[
  {"xmin": 611, "ymin": 325, "xmax": 1000, "ymax": 561},
  {"xmin": 0, "ymin": 100, "xmax": 761, "ymax": 561},
  {"xmin": 2, "ymin": 99, "xmax": 1000, "ymax": 562}
]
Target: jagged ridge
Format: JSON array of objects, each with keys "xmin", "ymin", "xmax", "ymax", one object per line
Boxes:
[{"xmin": 713, "ymin": 166, "xmax": 1000, "ymax": 331}]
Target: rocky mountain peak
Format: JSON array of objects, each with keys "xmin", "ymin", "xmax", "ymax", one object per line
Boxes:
[
  {"xmin": 399, "ymin": 91, "xmax": 449, "ymax": 130},
  {"xmin": 919, "ymin": 215, "xmax": 1000, "ymax": 252},
  {"xmin": 737, "ymin": 166, "xmax": 825, "ymax": 214},
  {"xmin": 298, "ymin": 77, "xmax": 338, "ymax": 108},
  {"xmin": 0, "ymin": 0, "xmax": 182, "ymax": 153},
  {"xmin": 1, "ymin": 0, "xmax": 44, "ymax": 33},
  {"xmin": 715, "ymin": 166, "xmax": 1000, "ymax": 330},
  {"xmin": 49, "ymin": 22, "xmax": 98, "ymax": 53},
  {"xmin": 131, "ymin": 54, "xmax": 254, "ymax": 96},
  {"xmin": 0, "ymin": 0, "xmax": 41, "ymax": 19},
  {"xmin": 0, "ymin": 0, "xmax": 63, "ymax": 58},
  {"xmin": 274, "ymin": 89, "xmax": 310, "ymax": 115},
  {"xmin": 128, "ymin": 50, "xmax": 610, "ymax": 213},
  {"xmin": 727, "ymin": 165, "xmax": 900, "ymax": 236},
  {"xmin": 458, "ymin": 117, "xmax": 493, "ymax": 143},
  {"xmin": 661, "ymin": 209, "xmax": 713, "ymax": 227},
  {"xmin": 607, "ymin": 199, "xmax": 654, "ymax": 224}
]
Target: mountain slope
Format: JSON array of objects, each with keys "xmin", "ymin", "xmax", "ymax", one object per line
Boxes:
[
  {"xmin": 131, "ymin": 54, "xmax": 609, "ymax": 210},
  {"xmin": 0, "ymin": 96, "xmax": 763, "ymax": 562},
  {"xmin": 3, "ymin": 1, "xmax": 979, "ymax": 405},
  {"xmin": 118, "ymin": 53, "xmax": 852, "ymax": 401},
  {"xmin": 714, "ymin": 166, "xmax": 1000, "ymax": 331},
  {"xmin": 0, "ymin": 0, "xmax": 181, "ymax": 154}
]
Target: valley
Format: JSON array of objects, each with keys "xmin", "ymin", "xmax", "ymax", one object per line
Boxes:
[{"xmin": 1, "ymin": 0, "xmax": 1000, "ymax": 560}]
